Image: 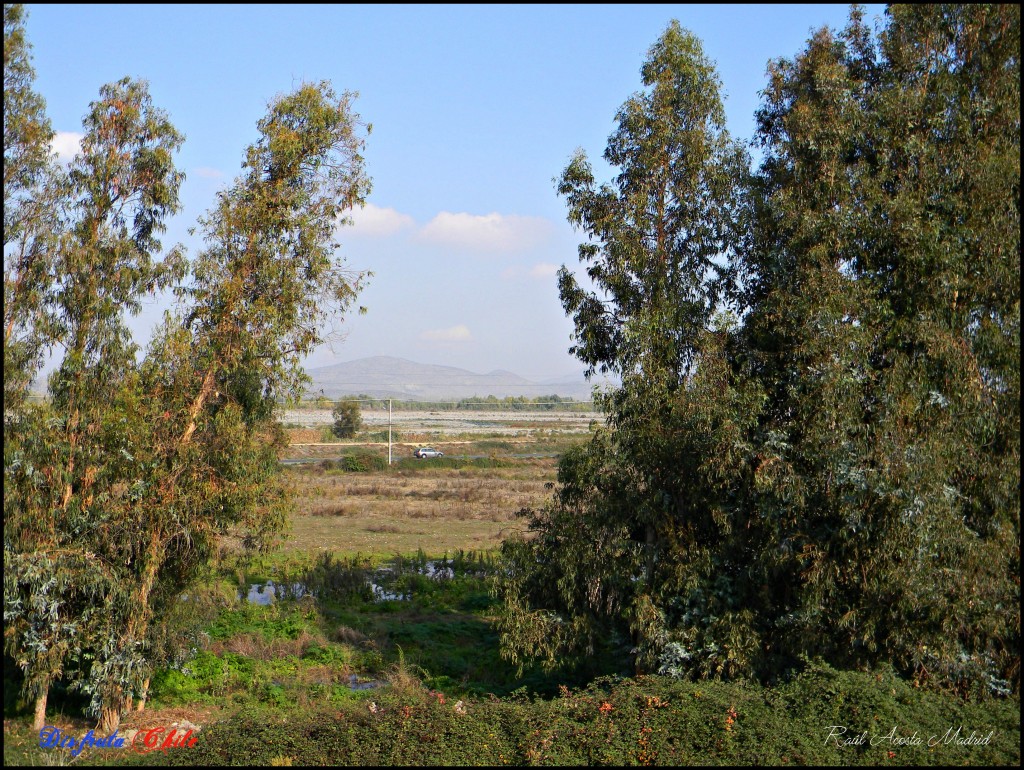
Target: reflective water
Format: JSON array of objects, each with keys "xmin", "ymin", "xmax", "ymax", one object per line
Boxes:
[
  {"xmin": 348, "ymin": 674, "xmax": 386, "ymax": 690},
  {"xmin": 240, "ymin": 581, "xmax": 311, "ymax": 605},
  {"xmin": 241, "ymin": 560, "xmax": 463, "ymax": 605}
]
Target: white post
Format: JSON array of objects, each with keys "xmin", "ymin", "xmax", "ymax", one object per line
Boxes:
[{"xmin": 388, "ymin": 399, "xmax": 392, "ymax": 465}]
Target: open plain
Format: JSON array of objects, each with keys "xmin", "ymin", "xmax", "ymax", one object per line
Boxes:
[
  {"xmin": 282, "ymin": 458, "xmax": 558, "ymax": 556},
  {"xmin": 271, "ymin": 407, "xmax": 599, "ymax": 555},
  {"xmin": 277, "ymin": 406, "xmax": 599, "ymax": 435}
]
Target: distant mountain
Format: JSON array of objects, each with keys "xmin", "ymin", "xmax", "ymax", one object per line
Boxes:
[
  {"xmin": 305, "ymin": 356, "xmax": 610, "ymax": 401},
  {"xmin": 539, "ymin": 372, "xmax": 598, "ymax": 387}
]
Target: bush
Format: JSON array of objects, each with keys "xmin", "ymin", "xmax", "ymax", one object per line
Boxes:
[
  {"xmin": 341, "ymin": 451, "xmax": 386, "ymax": 472},
  {"xmin": 165, "ymin": 668, "xmax": 1020, "ymax": 766},
  {"xmin": 315, "ymin": 452, "xmax": 387, "ymax": 473},
  {"xmin": 331, "ymin": 400, "xmax": 362, "ymax": 438},
  {"xmin": 394, "ymin": 456, "xmax": 511, "ymax": 471}
]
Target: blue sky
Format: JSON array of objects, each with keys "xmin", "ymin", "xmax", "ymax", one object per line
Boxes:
[{"xmin": 24, "ymin": 3, "xmax": 886, "ymax": 381}]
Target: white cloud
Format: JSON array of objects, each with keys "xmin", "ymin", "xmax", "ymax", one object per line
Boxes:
[
  {"xmin": 51, "ymin": 131, "xmax": 83, "ymax": 164},
  {"xmin": 501, "ymin": 262, "xmax": 561, "ymax": 281},
  {"xmin": 345, "ymin": 202, "xmax": 416, "ymax": 237},
  {"xmin": 528, "ymin": 262, "xmax": 560, "ymax": 279},
  {"xmin": 194, "ymin": 166, "xmax": 224, "ymax": 179},
  {"xmin": 419, "ymin": 324, "xmax": 472, "ymax": 343},
  {"xmin": 418, "ymin": 211, "xmax": 554, "ymax": 254}
]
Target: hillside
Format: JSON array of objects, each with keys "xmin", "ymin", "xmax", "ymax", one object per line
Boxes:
[{"xmin": 304, "ymin": 356, "xmax": 608, "ymax": 401}]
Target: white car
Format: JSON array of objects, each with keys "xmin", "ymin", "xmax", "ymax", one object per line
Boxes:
[{"xmin": 413, "ymin": 447, "xmax": 444, "ymax": 459}]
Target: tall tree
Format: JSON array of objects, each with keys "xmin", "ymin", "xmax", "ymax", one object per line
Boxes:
[
  {"xmin": 745, "ymin": 2, "xmax": 1019, "ymax": 692},
  {"xmin": 3, "ymin": 6, "xmax": 373, "ymax": 730},
  {"xmin": 496, "ymin": 20, "xmax": 754, "ymax": 675},
  {"xmin": 740, "ymin": 9, "xmax": 884, "ymax": 678},
  {"xmin": 3, "ymin": 9, "xmax": 58, "ymax": 725},
  {"xmin": 555, "ymin": 19, "xmax": 747, "ymax": 385},
  {"xmin": 499, "ymin": 5, "xmax": 1019, "ymax": 695},
  {"xmin": 3, "ymin": 2, "xmax": 57, "ymax": 413},
  {"xmin": 5, "ymin": 72, "xmax": 186, "ymax": 729},
  {"xmin": 81, "ymin": 80, "xmax": 372, "ymax": 731}
]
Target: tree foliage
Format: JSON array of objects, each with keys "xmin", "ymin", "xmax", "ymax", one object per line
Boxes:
[
  {"xmin": 3, "ymin": 1, "xmax": 56, "ymax": 413},
  {"xmin": 555, "ymin": 19, "xmax": 748, "ymax": 386},
  {"xmin": 497, "ymin": 5, "xmax": 1019, "ymax": 697},
  {"xmin": 3, "ymin": 4, "xmax": 372, "ymax": 730},
  {"xmin": 331, "ymin": 399, "xmax": 363, "ymax": 438}
]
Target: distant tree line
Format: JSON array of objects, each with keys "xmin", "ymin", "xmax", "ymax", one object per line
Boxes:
[
  {"xmin": 296, "ymin": 394, "xmax": 596, "ymax": 412},
  {"xmin": 496, "ymin": 5, "xmax": 1019, "ymax": 699}
]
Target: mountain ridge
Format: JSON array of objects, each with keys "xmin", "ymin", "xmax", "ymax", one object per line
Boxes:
[{"xmin": 305, "ymin": 356, "xmax": 608, "ymax": 401}]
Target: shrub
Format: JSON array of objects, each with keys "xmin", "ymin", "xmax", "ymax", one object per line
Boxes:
[
  {"xmin": 164, "ymin": 669, "xmax": 1020, "ymax": 766},
  {"xmin": 341, "ymin": 451, "xmax": 386, "ymax": 472},
  {"xmin": 331, "ymin": 400, "xmax": 363, "ymax": 438}
]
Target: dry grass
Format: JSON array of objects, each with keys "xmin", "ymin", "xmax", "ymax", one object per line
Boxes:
[
  {"xmin": 281, "ymin": 459, "xmax": 558, "ymax": 556},
  {"xmin": 284, "ymin": 427, "xmax": 324, "ymax": 443},
  {"xmin": 309, "ymin": 502, "xmax": 348, "ymax": 517},
  {"xmin": 363, "ymin": 523, "xmax": 401, "ymax": 534},
  {"xmin": 210, "ymin": 628, "xmax": 326, "ymax": 660},
  {"xmin": 332, "ymin": 625, "xmax": 370, "ymax": 645}
]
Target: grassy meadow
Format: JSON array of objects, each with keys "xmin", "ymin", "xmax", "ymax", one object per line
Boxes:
[{"xmin": 281, "ymin": 459, "xmax": 558, "ymax": 556}]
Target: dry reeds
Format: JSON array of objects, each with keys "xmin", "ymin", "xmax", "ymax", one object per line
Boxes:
[
  {"xmin": 309, "ymin": 503, "xmax": 348, "ymax": 517},
  {"xmin": 210, "ymin": 628, "xmax": 326, "ymax": 660},
  {"xmin": 283, "ymin": 459, "xmax": 558, "ymax": 555},
  {"xmin": 363, "ymin": 523, "xmax": 401, "ymax": 534}
]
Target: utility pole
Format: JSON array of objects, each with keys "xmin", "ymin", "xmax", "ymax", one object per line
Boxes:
[{"xmin": 388, "ymin": 399, "xmax": 392, "ymax": 466}]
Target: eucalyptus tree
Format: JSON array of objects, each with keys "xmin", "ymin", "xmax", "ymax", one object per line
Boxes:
[
  {"xmin": 738, "ymin": 9, "xmax": 884, "ymax": 680},
  {"xmin": 3, "ymin": 1, "xmax": 57, "ymax": 412},
  {"xmin": 4, "ymin": 5, "xmax": 61, "ymax": 730},
  {"xmin": 3, "ymin": 3, "xmax": 373, "ymax": 729},
  {"xmin": 81, "ymin": 80, "xmax": 372, "ymax": 731},
  {"xmin": 745, "ymin": 2, "xmax": 1019, "ymax": 691},
  {"xmin": 496, "ymin": 20, "xmax": 756, "ymax": 675},
  {"xmin": 2, "ymin": 4, "xmax": 49, "ymax": 203},
  {"xmin": 498, "ymin": 4, "xmax": 1019, "ymax": 695},
  {"xmin": 4, "ymin": 71, "xmax": 186, "ymax": 729}
]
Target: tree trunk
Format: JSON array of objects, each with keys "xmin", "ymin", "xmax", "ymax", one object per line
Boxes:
[
  {"xmin": 180, "ymin": 369, "xmax": 216, "ymax": 446},
  {"xmin": 136, "ymin": 678, "xmax": 150, "ymax": 711},
  {"xmin": 99, "ymin": 704, "xmax": 120, "ymax": 734},
  {"xmin": 32, "ymin": 690, "xmax": 48, "ymax": 731}
]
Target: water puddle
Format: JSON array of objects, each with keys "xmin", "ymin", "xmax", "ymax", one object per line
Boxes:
[
  {"xmin": 367, "ymin": 560, "xmax": 456, "ymax": 601},
  {"xmin": 348, "ymin": 674, "xmax": 387, "ymax": 690},
  {"xmin": 242, "ymin": 558, "xmax": 487, "ymax": 605},
  {"xmin": 240, "ymin": 581, "xmax": 311, "ymax": 605}
]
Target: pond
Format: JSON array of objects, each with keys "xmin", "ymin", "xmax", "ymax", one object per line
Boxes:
[
  {"xmin": 240, "ymin": 581, "xmax": 311, "ymax": 605},
  {"xmin": 240, "ymin": 559, "xmax": 463, "ymax": 605}
]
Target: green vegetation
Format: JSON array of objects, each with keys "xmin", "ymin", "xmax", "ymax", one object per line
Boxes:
[
  {"xmin": 5, "ymin": 544, "xmax": 1018, "ymax": 766},
  {"xmin": 4, "ymin": 551, "xmax": 1018, "ymax": 766},
  {"xmin": 330, "ymin": 399, "xmax": 363, "ymax": 438},
  {"xmin": 4, "ymin": 4, "xmax": 1019, "ymax": 767},
  {"xmin": 4, "ymin": 3, "xmax": 370, "ymax": 732},
  {"xmin": 497, "ymin": 5, "xmax": 1019, "ymax": 702},
  {"xmin": 316, "ymin": 451, "xmax": 390, "ymax": 473},
  {"xmin": 160, "ymin": 666, "xmax": 1020, "ymax": 767}
]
